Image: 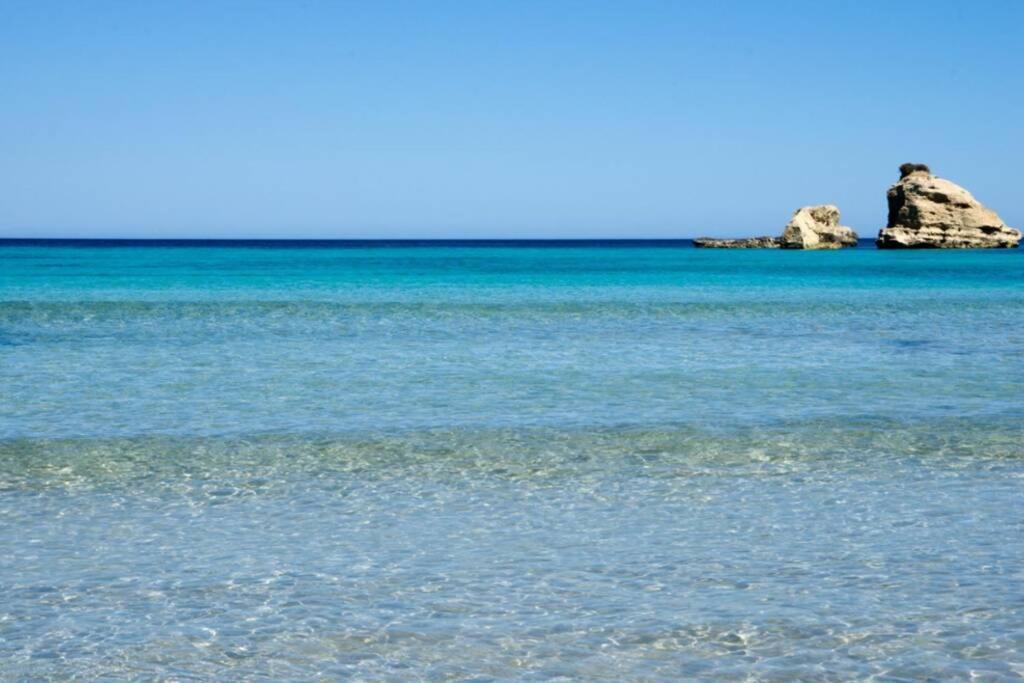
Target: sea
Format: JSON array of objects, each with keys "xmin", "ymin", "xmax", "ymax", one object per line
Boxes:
[{"xmin": 1, "ymin": 239, "xmax": 1022, "ymax": 680}]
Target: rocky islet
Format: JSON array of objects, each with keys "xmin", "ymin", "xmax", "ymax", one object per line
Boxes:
[{"xmin": 693, "ymin": 164, "xmax": 1019, "ymax": 249}]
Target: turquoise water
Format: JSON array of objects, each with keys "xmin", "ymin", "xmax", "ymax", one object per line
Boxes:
[{"xmin": 2, "ymin": 241, "xmax": 1023, "ymax": 680}]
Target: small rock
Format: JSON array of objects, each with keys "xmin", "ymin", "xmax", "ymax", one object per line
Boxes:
[{"xmin": 779, "ymin": 205, "xmax": 859, "ymax": 250}]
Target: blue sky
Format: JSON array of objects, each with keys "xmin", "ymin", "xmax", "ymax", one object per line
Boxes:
[{"xmin": 2, "ymin": 0, "xmax": 1022, "ymax": 238}]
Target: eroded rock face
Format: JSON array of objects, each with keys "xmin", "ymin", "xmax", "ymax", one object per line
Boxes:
[
  {"xmin": 693, "ymin": 236, "xmax": 780, "ymax": 248},
  {"xmin": 876, "ymin": 165, "xmax": 1021, "ymax": 248},
  {"xmin": 779, "ymin": 205, "xmax": 858, "ymax": 250}
]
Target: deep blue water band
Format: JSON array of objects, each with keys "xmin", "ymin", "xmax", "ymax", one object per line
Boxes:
[{"xmin": 0, "ymin": 237, "xmax": 886, "ymax": 248}]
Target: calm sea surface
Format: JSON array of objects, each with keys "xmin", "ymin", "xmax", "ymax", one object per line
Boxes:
[{"xmin": 1, "ymin": 240, "xmax": 1023, "ymax": 680}]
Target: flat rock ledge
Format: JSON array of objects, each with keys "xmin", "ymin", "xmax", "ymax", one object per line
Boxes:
[
  {"xmin": 876, "ymin": 163, "xmax": 1021, "ymax": 248},
  {"xmin": 693, "ymin": 236, "xmax": 780, "ymax": 248}
]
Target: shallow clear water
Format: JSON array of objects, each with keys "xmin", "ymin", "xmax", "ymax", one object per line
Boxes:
[{"xmin": 2, "ymin": 241, "xmax": 1023, "ymax": 680}]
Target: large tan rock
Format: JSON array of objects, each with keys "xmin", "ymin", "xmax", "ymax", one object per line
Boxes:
[
  {"xmin": 876, "ymin": 164, "xmax": 1021, "ymax": 248},
  {"xmin": 779, "ymin": 205, "xmax": 858, "ymax": 249}
]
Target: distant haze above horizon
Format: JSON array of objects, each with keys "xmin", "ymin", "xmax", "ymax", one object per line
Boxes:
[{"xmin": 2, "ymin": 1, "xmax": 1022, "ymax": 239}]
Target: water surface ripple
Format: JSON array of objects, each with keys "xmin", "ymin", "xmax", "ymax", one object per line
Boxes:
[{"xmin": 1, "ymin": 243, "xmax": 1023, "ymax": 680}]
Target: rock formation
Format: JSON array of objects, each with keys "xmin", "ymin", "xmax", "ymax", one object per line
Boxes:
[
  {"xmin": 692, "ymin": 236, "xmax": 780, "ymax": 248},
  {"xmin": 876, "ymin": 164, "xmax": 1021, "ymax": 248},
  {"xmin": 779, "ymin": 205, "xmax": 858, "ymax": 249},
  {"xmin": 694, "ymin": 205, "xmax": 857, "ymax": 249}
]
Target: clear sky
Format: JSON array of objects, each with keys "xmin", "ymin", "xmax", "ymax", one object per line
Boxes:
[{"xmin": 2, "ymin": 0, "xmax": 1022, "ymax": 239}]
